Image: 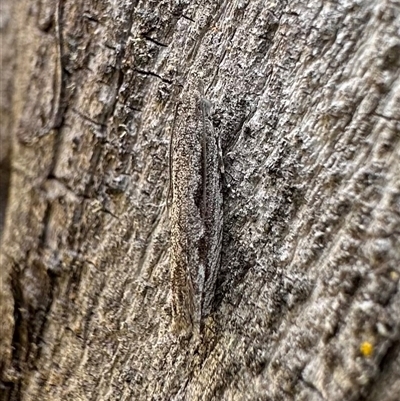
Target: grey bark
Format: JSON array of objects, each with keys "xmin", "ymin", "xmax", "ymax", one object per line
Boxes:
[{"xmin": 1, "ymin": 0, "xmax": 400, "ymax": 400}]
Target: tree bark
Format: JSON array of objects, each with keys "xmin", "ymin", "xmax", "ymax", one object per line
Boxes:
[{"xmin": 1, "ymin": 0, "xmax": 400, "ymax": 400}]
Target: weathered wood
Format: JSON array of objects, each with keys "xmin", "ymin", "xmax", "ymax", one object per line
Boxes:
[{"xmin": 1, "ymin": 0, "xmax": 400, "ymax": 400}]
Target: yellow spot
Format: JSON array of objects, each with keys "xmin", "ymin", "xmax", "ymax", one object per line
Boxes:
[{"xmin": 360, "ymin": 341, "xmax": 373, "ymax": 357}]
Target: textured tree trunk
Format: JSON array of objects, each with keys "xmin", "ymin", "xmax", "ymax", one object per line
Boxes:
[{"xmin": 1, "ymin": 0, "xmax": 400, "ymax": 400}]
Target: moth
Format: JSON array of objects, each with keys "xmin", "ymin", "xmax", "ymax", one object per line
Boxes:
[{"xmin": 169, "ymin": 80, "xmax": 223, "ymax": 335}]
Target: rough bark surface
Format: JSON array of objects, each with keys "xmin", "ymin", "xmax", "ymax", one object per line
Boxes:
[{"xmin": 1, "ymin": 0, "xmax": 400, "ymax": 400}]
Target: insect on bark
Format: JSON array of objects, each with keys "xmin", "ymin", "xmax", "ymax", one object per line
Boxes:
[{"xmin": 169, "ymin": 80, "xmax": 223, "ymax": 335}]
